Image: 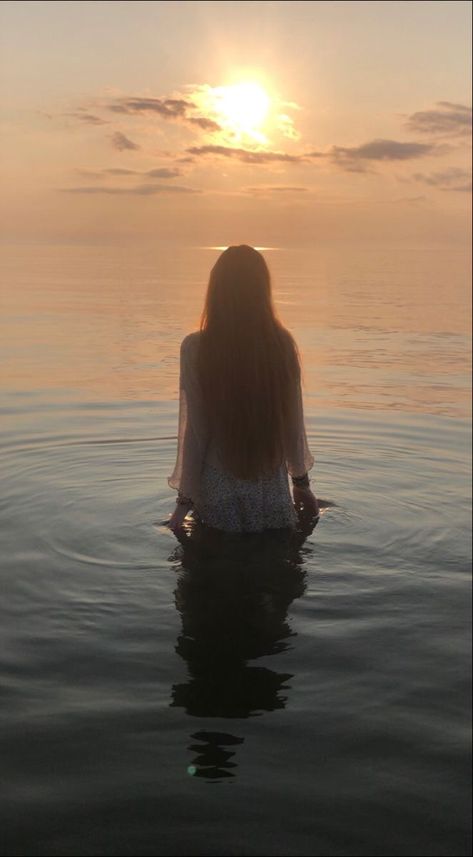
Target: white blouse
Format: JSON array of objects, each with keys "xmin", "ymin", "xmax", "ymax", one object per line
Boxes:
[{"xmin": 168, "ymin": 331, "xmax": 314, "ymax": 507}]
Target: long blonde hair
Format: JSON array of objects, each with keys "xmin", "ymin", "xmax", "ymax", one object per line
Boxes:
[{"xmin": 197, "ymin": 245, "xmax": 301, "ymax": 480}]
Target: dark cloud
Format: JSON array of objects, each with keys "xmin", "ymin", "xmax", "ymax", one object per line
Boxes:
[
  {"xmin": 187, "ymin": 139, "xmax": 438, "ymax": 170},
  {"xmin": 60, "ymin": 184, "xmax": 200, "ymax": 195},
  {"xmin": 109, "ymin": 96, "xmax": 221, "ymax": 132},
  {"xmin": 146, "ymin": 167, "xmax": 183, "ymax": 178},
  {"xmin": 330, "ymin": 139, "xmax": 436, "ymax": 164},
  {"xmin": 110, "ymin": 132, "xmax": 140, "ymax": 151},
  {"xmin": 309, "ymin": 138, "xmax": 444, "ymax": 173},
  {"xmin": 66, "ymin": 111, "xmax": 109, "ymax": 125},
  {"xmin": 413, "ymin": 167, "xmax": 472, "ymax": 192},
  {"xmin": 164, "ymin": 98, "xmax": 192, "ymax": 115},
  {"xmin": 326, "ymin": 157, "xmax": 374, "ymax": 174},
  {"xmin": 110, "ymin": 97, "xmax": 190, "ymax": 117},
  {"xmin": 103, "ymin": 168, "xmax": 138, "ymax": 175},
  {"xmin": 75, "ymin": 167, "xmax": 183, "ymax": 179},
  {"xmin": 187, "ymin": 145, "xmax": 307, "ymax": 163},
  {"xmin": 405, "ymin": 102, "xmax": 472, "ymax": 137},
  {"xmin": 187, "ymin": 116, "xmax": 220, "ymax": 131}
]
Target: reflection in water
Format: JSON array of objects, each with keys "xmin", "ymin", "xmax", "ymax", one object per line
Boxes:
[
  {"xmin": 187, "ymin": 731, "xmax": 244, "ymax": 780},
  {"xmin": 169, "ymin": 516, "xmax": 317, "ymax": 780}
]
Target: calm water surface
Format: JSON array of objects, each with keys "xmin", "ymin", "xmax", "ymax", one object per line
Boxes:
[{"xmin": 0, "ymin": 243, "xmax": 471, "ymax": 856}]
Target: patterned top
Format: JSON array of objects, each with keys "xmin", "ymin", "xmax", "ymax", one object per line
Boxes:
[{"xmin": 168, "ymin": 331, "xmax": 314, "ymax": 533}]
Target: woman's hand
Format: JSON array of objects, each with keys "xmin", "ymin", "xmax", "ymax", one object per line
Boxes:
[
  {"xmin": 293, "ymin": 485, "xmax": 320, "ymax": 521},
  {"xmin": 167, "ymin": 502, "xmax": 192, "ymax": 532}
]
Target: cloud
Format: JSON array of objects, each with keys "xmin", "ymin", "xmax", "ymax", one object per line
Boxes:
[
  {"xmin": 103, "ymin": 167, "xmax": 182, "ymax": 178},
  {"xmin": 66, "ymin": 111, "xmax": 109, "ymax": 126},
  {"xmin": 109, "ymin": 96, "xmax": 221, "ymax": 132},
  {"xmin": 275, "ymin": 113, "xmax": 301, "ymax": 141},
  {"xmin": 110, "ymin": 96, "xmax": 188, "ymax": 117},
  {"xmin": 445, "ymin": 183, "xmax": 473, "ymax": 193},
  {"xmin": 103, "ymin": 168, "xmax": 138, "ymax": 175},
  {"xmin": 328, "ymin": 139, "xmax": 438, "ymax": 167},
  {"xmin": 75, "ymin": 169, "xmax": 103, "ymax": 179},
  {"xmin": 243, "ymin": 185, "xmax": 309, "ymax": 195},
  {"xmin": 413, "ymin": 167, "xmax": 472, "ymax": 192},
  {"xmin": 186, "ymin": 138, "xmax": 441, "ymax": 170},
  {"xmin": 75, "ymin": 167, "xmax": 183, "ymax": 179},
  {"xmin": 405, "ymin": 102, "xmax": 472, "ymax": 137},
  {"xmin": 146, "ymin": 167, "xmax": 183, "ymax": 178},
  {"xmin": 110, "ymin": 131, "xmax": 140, "ymax": 151},
  {"xmin": 186, "ymin": 145, "xmax": 307, "ymax": 163},
  {"xmin": 60, "ymin": 184, "xmax": 200, "ymax": 195},
  {"xmin": 396, "ymin": 195, "xmax": 427, "ymax": 204},
  {"xmin": 187, "ymin": 116, "xmax": 221, "ymax": 131}
]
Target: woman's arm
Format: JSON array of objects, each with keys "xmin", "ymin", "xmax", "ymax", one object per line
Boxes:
[
  {"xmin": 285, "ymin": 374, "xmax": 319, "ymax": 520},
  {"xmin": 167, "ymin": 333, "xmax": 208, "ymax": 530},
  {"xmin": 285, "ymin": 371, "xmax": 315, "ymax": 477}
]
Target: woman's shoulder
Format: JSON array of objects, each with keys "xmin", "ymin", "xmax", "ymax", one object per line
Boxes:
[
  {"xmin": 180, "ymin": 330, "xmax": 201, "ymax": 360},
  {"xmin": 181, "ymin": 330, "xmax": 201, "ymax": 347},
  {"xmin": 275, "ymin": 323, "xmax": 301, "ymax": 377},
  {"xmin": 276, "ymin": 323, "xmax": 299, "ymax": 354},
  {"xmin": 276, "ymin": 321, "xmax": 296, "ymax": 342}
]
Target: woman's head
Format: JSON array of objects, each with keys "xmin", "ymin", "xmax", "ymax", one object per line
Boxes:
[
  {"xmin": 197, "ymin": 245, "xmax": 301, "ymax": 480},
  {"xmin": 201, "ymin": 245, "xmax": 274, "ymax": 332}
]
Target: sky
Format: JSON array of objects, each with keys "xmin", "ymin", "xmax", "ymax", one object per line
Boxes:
[{"xmin": 0, "ymin": 0, "xmax": 471, "ymax": 246}]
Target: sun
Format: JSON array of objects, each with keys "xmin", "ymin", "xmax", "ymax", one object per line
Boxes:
[{"xmin": 209, "ymin": 82, "xmax": 271, "ymax": 145}]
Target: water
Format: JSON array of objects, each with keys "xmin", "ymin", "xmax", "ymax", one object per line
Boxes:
[{"xmin": 0, "ymin": 243, "xmax": 471, "ymax": 856}]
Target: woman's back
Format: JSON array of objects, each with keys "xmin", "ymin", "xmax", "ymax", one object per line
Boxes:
[
  {"xmin": 168, "ymin": 246, "xmax": 316, "ymax": 534},
  {"xmin": 198, "ymin": 321, "xmax": 301, "ymax": 479}
]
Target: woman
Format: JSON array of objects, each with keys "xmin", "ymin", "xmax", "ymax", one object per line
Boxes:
[{"xmin": 167, "ymin": 245, "xmax": 318, "ymax": 533}]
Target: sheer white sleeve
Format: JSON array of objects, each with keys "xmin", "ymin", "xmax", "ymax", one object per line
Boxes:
[
  {"xmin": 285, "ymin": 374, "xmax": 315, "ymax": 478},
  {"xmin": 168, "ymin": 333, "xmax": 208, "ymax": 504}
]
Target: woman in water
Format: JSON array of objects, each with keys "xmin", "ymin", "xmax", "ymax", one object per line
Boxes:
[{"xmin": 167, "ymin": 244, "xmax": 318, "ymax": 534}]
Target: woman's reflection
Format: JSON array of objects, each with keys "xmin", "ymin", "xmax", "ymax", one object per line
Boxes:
[{"xmin": 168, "ymin": 515, "xmax": 317, "ymax": 780}]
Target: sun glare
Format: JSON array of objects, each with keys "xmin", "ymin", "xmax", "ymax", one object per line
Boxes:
[{"xmin": 210, "ymin": 82, "xmax": 271, "ymax": 144}]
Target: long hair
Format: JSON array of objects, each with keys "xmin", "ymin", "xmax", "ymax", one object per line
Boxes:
[{"xmin": 197, "ymin": 245, "xmax": 301, "ymax": 480}]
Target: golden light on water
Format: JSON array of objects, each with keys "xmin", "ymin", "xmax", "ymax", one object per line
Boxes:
[{"xmin": 202, "ymin": 246, "xmax": 280, "ymax": 251}]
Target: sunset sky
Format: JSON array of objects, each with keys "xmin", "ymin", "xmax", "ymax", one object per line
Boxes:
[{"xmin": 0, "ymin": 0, "xmax": 471, "ymax": 246}]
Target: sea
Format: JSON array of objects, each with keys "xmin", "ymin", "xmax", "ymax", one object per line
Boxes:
[{"xmin": 0, "ymin": 241, "xmax": 471, "ymax": 856}]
